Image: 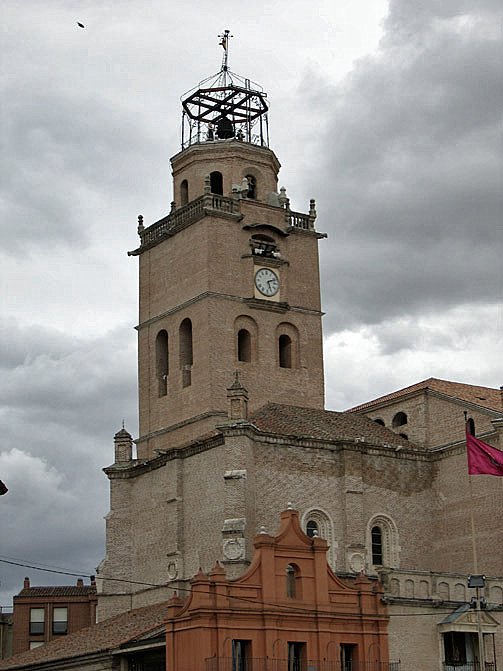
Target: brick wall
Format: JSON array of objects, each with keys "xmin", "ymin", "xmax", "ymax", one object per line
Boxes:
[{"xmin": 12, "ymin": 582, "xmax": 96, "ymax": 655}]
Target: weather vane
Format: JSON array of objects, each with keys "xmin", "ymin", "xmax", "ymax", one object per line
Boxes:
[{"xmin": 218, "ymin": 29, "xmax": 233, "ymax": 71}]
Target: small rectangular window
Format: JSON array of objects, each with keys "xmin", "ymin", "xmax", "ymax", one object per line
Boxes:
[
  {"xmin": 52, "ymin": 607, "xmax": 68, "ymax": 634},
  {"xmin": 29, "ymin": 608, "xmax": 44, "ymax": 635}
]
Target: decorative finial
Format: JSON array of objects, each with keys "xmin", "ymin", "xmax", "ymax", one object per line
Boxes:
[
  {"xmin": 122, "ymin": 418, "xmax": 125, "ymax": 429},
  {"xmin": 137, "ymin": 214, "xmax": 144, "ymax": 235},
  {"xmin": 170, "ymin": 201, "xmax": 176, "ymax": 214},
  {"xmin": 218, "ymin": 29, "xmax": 233, "ymax": 71},
  {"xmin": 313, "ymin": 529, "xmax": 319, "ymax": 538},
  {"xmin": 278, "ymin": 187, "xmax": 287, "ymax": 208},
  {"xmin": 228, "ymin": 370, "xmax": 245, "ymax": 391},
  {"xmin": 260, "ymin": 525, "xmax": 268, "ymax": 535},
  {"xmin": 287, "ymin": 501, "xmax": 293, "ymax": 510}
]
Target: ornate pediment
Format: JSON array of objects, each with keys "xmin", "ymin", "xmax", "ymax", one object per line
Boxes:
[{"xmin": 438, "ymin": 604, "xmax": 500, "ymax": 633}]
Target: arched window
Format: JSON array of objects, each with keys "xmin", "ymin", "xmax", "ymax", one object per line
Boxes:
[
  {"xmin": 371, "ymin": 526, "xmax": 383, "ymax": 565},
  {"xmin": 367, "ymin": 515, "xmax": 400, "ymax": 570},
  {"xmin": 467, "ymin": 418, "xmax": 475, "ymax": 436},
  {"xmin": 180, "ymin": 179, "xmax": 188, "ymax": 206},
  {"xmin": 302, "ymin": 508, "xmax": 336, "ymax": 568},
  {"xmin": 277, "ymin": 323, "xmax": 300, "ymax": 369},
  {"xmin": 245, "ymin": 174, "xmax": 256, "ymax": 199},
  {"xmin": 210, "ymin": 171, "xmax": 223, "ymax": 195},
  {"xmin": 279, "ymin": 334, "xmax": 292, "ymax": 368},
  {"xmin": 392, "ymin": 411, "xmax": 408, "ymax": 428},
  {"xmin": 286, "ymin": 564, "xmax": 300, "ymax": 599},
  {"xmin": 234, "ymin": 316, "xmax": 258, "ymax": 364},
  {"xmin": 237, "ymin": 329, "xmax": 251, "ymax": 362},
  {"xmin": 179, "ymin": 318, "xmax": 193, "ymax": 388},
  {"xmin": 373, "ymin": 418, "xmax": 385, "ymax": 426},
  {"xmin": 155, "ymin": 330, "xmax": 169, "ymax": 397}
]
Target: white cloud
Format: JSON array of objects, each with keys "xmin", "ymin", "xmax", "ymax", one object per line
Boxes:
[
  {"xmin": 324, "ymin": 303, "xmax": 502, "ymax": 410},
  {"xmin": 1, "ymin": 0, "xmax": 501, "ymax": 613}
]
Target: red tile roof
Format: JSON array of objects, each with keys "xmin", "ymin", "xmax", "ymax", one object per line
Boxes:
[
  {"xmin": 347, "ymin": 378, "xmax": 502, "ymax": 413},
  {"xmin": 16, "ymin": 586, "xmax": 96, "ymax": 598},
  {"xmin": 250, "ymin": 403, "xmax": 412, "ymax": 447},
  {"xmin": 0, "ymin": 601, "xmax": 168, "ymax": 670}
]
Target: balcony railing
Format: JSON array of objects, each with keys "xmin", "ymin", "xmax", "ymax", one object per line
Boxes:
[
  {"xmin": 138, "ymin": 194, "xmax": 241, "ymax": 250},
  {"xmin": 205, "ymin": 659, "xmax": 401, "ymax": 671},
  {"xmin": 443, "ymin": 663, "xmax": 496, "ymax": 671},
  {"xmin": 286, "ymin": 211, "xmax": 313, "ymax": 231},
  {"xmin": 132, "ymin": 193, "xmax": 317, "ymax": 255}
]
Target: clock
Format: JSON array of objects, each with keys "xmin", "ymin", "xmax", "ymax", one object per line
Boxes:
[{"xmin": 254, "ymin": 267, "xmax": 280, "ymax": 297}]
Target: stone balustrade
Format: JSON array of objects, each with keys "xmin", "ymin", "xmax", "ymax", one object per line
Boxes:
[{"xmin": 133, "ymin": 195, "xmax": 316, "ymax": 254}]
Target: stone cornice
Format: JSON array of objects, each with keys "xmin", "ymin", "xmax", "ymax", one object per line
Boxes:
[
  {"xmin": 136, "ymin": 291, "xmax": 322, "ymax": 330},
  {"xmin": 218, "ymin": 422, "xmax": 431, "ymax": 463},
  {"xmin": 104, "ymin": 433, "xmax": 226, "ymax": 479}
]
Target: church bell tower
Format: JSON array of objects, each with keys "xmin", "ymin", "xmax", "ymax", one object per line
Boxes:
[{"xmin": 129, "ymin": 32, "xmax": 326, "ymax": 459}]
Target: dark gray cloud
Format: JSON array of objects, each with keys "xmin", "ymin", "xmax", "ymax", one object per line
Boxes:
[
  {"xmin": 0, "ymin": 83, "xmax": 166, "ymax": 253},
  {"xmin": 1, "ymin": 0, "xmax": 501, "ymax": 614},
  {"xmin": 0, "ymin": 321, "xmax": 136, "ymax": 607},
  {"xmin": 314, "ymin": 0, "xmax": 502, "ymax": 333}
]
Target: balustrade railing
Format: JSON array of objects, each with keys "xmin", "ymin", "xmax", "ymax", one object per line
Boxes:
[
  {"xmin": 205, "ymin": 659, "xmax": 400, "ymax": 671},
  {"xmin": 139, "ymin": 195, "xmax": 240, "ymax": 249},
  {"xmin": 443, "ymin": 663, "xmax": 496, "ymax": 670},
  {"xmin": 138, "ymin": 194, "xmax": 315, "ymax": 251},
  {"xmin": 286, "ymin": 211, "xmax": 314, "ymax": 231}
]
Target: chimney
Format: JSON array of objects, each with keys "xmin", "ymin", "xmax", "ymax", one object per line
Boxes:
[
  {"xmin": 76, "ymin": 578, "xmax": 84, "ymax": 587},
  {"xmin": 23, "ymin": 577, "xmax": 30, "ymax": 589}
]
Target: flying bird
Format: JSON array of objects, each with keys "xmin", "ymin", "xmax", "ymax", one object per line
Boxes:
[{"xmin": 77, "ymin": 21, "xmax": 85, "ymax": 28}]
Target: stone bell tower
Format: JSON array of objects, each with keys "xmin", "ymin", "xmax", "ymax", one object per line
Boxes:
[{"xmin": 129, "ymin": 33, "xmax": 326, "ymax": 459}]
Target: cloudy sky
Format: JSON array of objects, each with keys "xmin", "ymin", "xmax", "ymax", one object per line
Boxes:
[{"xmin": 1, "ymin": 0, "xmax": 501, "ymax": 609}]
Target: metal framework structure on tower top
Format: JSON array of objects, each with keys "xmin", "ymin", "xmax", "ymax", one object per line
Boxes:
[{"xmin": 180, "ymin": 30, "xmax": 270, "ymax": 149}]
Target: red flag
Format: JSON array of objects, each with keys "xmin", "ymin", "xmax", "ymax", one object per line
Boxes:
[{"xmin": 466, "ymin": 428, "xmax": 503, "ymax": 476}]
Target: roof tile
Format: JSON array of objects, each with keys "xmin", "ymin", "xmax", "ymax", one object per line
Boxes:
[
  {"xmin": 250, "ymin": 403, "xmax": 412, "ymax": 447},
  {"xmin": 347, "ymin": 378, "xmax": 502, "ymax": 413},
  {"xmin": 0, "ymin": 601, "xmax": 168, "ymax": 669},
  {"xmin": 16, "ymin": 586, "xmax": 96, "ymax": 598}
]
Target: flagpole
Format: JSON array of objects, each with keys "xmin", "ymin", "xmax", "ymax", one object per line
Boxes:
[
  {"xmin": 465, "ymin": 412, "xmax": 479, "ymax": 573},
  {"xmin": 468, "ymin": 475, "xmax": 479, "ymax": 573},
  {"xmin": 465, "ymin": 411, "xmax": 486, "ymax": 670}
]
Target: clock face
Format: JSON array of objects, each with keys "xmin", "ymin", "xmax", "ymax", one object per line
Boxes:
[{"xmin": 255, "ymin": 267, "xmax": 280, "ymax": 297}]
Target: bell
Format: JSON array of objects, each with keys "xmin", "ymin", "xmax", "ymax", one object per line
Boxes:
[{"xmin": 216, "ymin": 115, "xmax": 234, "ymax": 139}]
